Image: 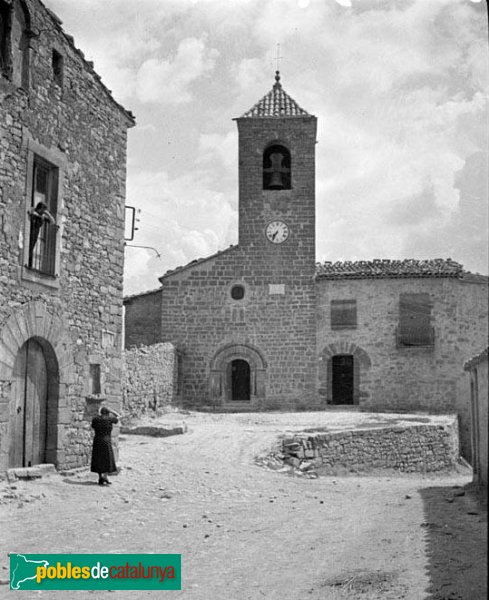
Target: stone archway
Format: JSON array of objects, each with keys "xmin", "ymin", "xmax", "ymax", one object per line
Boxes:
[
  {"xmin": 0, "ymin": 300, "xmax": 73, "ymax": 471},
  {"xmin": 209, "ymin": 343, "xmax": 267, "ymax": 405},
  {"xmin": 318, "ymin": 342, "xmax": 371, "ymax": 406}
]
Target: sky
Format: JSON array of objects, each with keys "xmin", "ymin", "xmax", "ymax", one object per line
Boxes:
[{"xmin": 44, "ymin": 0, "xmax": 488, "ymax": 295}]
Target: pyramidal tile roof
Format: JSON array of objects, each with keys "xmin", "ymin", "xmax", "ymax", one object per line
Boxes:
[
  {"xmin": 239, "ymin": 72, "xmax": 311, "ymax": 119},
  {"xmin": 315, "ymin": 258, "xmax": 469, "ymax": 280}
]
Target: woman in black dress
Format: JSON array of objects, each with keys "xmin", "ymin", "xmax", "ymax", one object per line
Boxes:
[{"xmin": 91, "ymin": 406, "xmax": 120, "ymax": 486}]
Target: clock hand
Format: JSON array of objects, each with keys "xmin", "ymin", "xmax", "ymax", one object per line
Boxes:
[{"xmin": 272, "ymin": 231, "xmax": 278, "ymax": 240}]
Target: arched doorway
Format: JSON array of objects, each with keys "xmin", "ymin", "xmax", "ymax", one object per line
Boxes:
[
  {"xmin": 228, "ymin": 359, "xmax": 251, "ymax": 401},
  {"xmin": 9, "ymin": 338, "xmax": 58, "ymax": 468},
  {"xmin": 332, "ymin": 354, "xmax": 354, "ymax": 405},
  {"xmin": 319, "ymin": 343, "xmax": 372, "ymax": 406},
  {"xmin": 209, "ymin": 343, "xmax": 267, "ymax": 405}
]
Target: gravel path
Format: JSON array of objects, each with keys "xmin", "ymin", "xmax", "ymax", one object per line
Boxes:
[{"xmin": 0, "ymin": 411, "xmax": 486, "ymax": 599}]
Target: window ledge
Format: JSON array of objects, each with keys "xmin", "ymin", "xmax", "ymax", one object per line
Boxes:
[{"xmin": 21, "ymin": 265, "xmax": 60, "ymax": 290}]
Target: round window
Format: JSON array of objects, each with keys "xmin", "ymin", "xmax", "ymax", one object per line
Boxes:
[{"xmin": 231, "ymin": 285, "xmax": 245, "ymax": 300}]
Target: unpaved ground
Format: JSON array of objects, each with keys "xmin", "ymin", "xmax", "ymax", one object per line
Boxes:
[{"xmin": 0, "ymin": 411, "xmax": 487, "ymax": 599}]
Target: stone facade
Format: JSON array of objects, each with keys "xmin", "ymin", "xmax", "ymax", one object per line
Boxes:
[
  {"xmin": 465, "ymin": 348, "xmax": 488, "ymax": 489},
  {"xmin": 279, "ymin": 417, "xmax": 459, "ymax": 474},
  {"xmin": 122, "ymin": 343, "xmax": 178, "ymax": 417},
  {"xmin": 0, "ymin": 0, "xmax": 134, "ymax": 471}
]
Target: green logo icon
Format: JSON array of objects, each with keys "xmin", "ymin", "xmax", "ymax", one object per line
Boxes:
[{"xmin": 9, "ymin": 554, "xmax": 181, "ymax": 590}]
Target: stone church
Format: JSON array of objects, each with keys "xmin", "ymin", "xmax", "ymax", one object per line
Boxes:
[
  {"xmin": 124, "ymin": 73, "xmax": 488, "ymax": 458},
  {"xmin": 0, "ymin": 0, "xmax": 134, "ymax": 472}
]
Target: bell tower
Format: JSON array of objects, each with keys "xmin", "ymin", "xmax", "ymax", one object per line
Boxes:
[
  {"xmin": 232, "ymin": 72, "xmax": 318, "ymax": 405},
  {"xmin": 235, "ymin": 71, "xmax": 317, "ymax": 275}
]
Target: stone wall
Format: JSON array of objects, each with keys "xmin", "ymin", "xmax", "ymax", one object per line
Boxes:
[
  {"xmin": 281, "ymin": 419, "xmax": 459, "ymax": 474},
  {"xmin": 122, "ymin": 343, "xmax": 178, "ymax": 417},
  {"xmin": 465, "ymin": 348, "xmax": 488, "ymax": 488},
  {"xmin": 316, "ymin": 276, "xmax": 488, "ymax": 460},
  {"xmin": 124, "ymin": 289, "xmax": 162, "ymax": 349},
  {"xmin": 0, "ymin": 0, "xmax": 133, "ymax": 471}
]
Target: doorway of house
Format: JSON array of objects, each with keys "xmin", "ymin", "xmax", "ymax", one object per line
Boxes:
[
  {"xmin": 332, "ymin": 354, "xmax": 354, "ymax": 405},
  {"xmin": 9, "ymin": 339, "xmax": 48, "ymax": 467},
  {"xmin": 230, "ymin": 359, "xmax": 251, "ymax": 401}
]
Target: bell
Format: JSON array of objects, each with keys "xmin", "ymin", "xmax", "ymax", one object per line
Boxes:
[{"xmin": 268, "ymin": 170, "xmax": 285, "ymax": 189}]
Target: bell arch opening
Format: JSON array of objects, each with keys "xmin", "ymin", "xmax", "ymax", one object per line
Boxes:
[{"xmin": 263, "ymin": 144, "xmax": 291, "ymax": 190}]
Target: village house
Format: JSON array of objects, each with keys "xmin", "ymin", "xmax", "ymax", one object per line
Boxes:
[
  {"xmin": 124, "ymin": 73, "xmax": 488, "ymax": 460},
  {"xmin": 0, "ymin": 0, "xmax": 134, "ymax": 472}
]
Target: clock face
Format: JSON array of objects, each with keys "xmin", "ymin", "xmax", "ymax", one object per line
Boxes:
[{"xmin": 265, "ymin": 220, "xmax": 290, "ymax": 244}]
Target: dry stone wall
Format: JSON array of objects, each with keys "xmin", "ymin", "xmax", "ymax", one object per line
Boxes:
[
  {"xmin": 281, "ymin": 419, "xmax": 459, "ymax": 474},
  {"xmin": 122, "ymin": 344, "xmax": 177, "ymax": 417}
]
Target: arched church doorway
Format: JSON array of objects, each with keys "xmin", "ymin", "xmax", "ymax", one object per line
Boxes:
[
  {"xmin": 332, "ymin": 354, "xmax": 354, "ymax": 405},
  {"xmin": 209, "ymin": 343, "xmax": 267, "ymax": 406},
  {"xmin": 228, "ymin": 359, "xmax": 251, "ymax": 401},
  {"xmin": 9, "ymin": 338, "xmax": 57, "ymax": 468}
]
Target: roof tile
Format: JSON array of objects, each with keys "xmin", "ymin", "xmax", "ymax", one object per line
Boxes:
[
  {"xmin": 315, "ymin": 258, "xmax": 467, "ymax": 280},
  {"xmin": 239, "ymin": 72, "xmax": 311, "ymax": 119}
]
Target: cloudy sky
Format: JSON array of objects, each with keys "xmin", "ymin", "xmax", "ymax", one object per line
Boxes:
[{"xmin": 45, "ymin": 0, "xmax": 488, "ymax": 295}]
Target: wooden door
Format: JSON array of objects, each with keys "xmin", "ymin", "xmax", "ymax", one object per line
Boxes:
[
  {"xmin": 231, "ymin": 359, "xmax": 250, "ymax": 401},
  {"xmin": 9, "ymin": 340, "xmax": 48, "ymax": 467},
  {"xmin": 332, "ymin": 355, "xmax": 354, "ymax": 405}
]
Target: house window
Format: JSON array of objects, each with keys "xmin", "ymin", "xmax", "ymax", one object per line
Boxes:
[
  {"xmin": 52, "ymin": 49, "xmax": 63, "ymax": 87},
  {"xmin": 27, "ymin": 156, "xmax": 58, "ymax": 276},
  {"xmin": 331, "ymin": 300, "xmax": 357, "ymax": 329},
  {"xmin": 263, "ymin": 144, "xmax": 291, "ymax": 190},
  {"xmin": 89, "ymin": 364, "xmax": 102, "ymax": 395},
  {"xmin": 397, "ymin": 293, "xmax": 434, "ymax": 347}
]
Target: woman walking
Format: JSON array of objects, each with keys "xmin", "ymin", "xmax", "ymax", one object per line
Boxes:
[{"xmin": 91, "ymin": 406, "xmax": 120, "ymax": 486}]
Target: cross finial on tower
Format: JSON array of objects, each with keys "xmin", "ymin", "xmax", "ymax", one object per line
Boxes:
[
  {"xmin": 273, "ymin": 44, "xmax": 284, "ymax": 88},
  {"xmin": 274, "ymin": 44, "xmax": 283, "ymax": 72}
]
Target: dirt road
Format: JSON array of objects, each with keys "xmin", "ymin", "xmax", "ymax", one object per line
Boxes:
[{"xmin": 1, "ymin": 411, "xmax": 487, "ymax": 599}]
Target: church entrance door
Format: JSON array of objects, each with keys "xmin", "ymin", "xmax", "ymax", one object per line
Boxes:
[
  {"xmin": 229, "ymin": 359, "xmax": 251, "ymax": 401},
  {"xmin": 9, "ymin": 339, "xmax": 48, "ymax": 467},
  {"xmin": 332, "ymin": 355, "xmax": 354, "ymax": 405}
]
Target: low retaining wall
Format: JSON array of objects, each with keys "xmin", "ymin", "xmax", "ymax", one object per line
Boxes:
[
  {"xmin": 281, "ymin": 419, "xmax": 459, "ymax": 474},
  {"xmin": 122, "ymin": 343, "xmax": 178, "ymax": 417}
]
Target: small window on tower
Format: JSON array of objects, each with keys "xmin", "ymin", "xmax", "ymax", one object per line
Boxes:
[
  {"xmin": 231, "ymin": 285, "xmax": 245, "ymax": 300},
  {"xmin": 263, "ymin": 144, "xmax": 291, "ymax": 190},
  {"xmin": 52, "ymin": 49, "xmax": 63, "ymax": 87}
]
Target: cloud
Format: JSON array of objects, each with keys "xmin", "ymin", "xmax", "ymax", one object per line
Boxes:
[
  {"xmin": 135, "ymin": 37, "xmax": 219, "ymax": 104},
  {"xmin": 123, "ymin": 167, "xmax": 237, "ymax": 294},
  {"xmin": 197, "ymin": 130, "xmax": 238, "ymax": 170},
  {"xmin": 44, "ymin": 0, "xmax": 488, "ymax": 292}
]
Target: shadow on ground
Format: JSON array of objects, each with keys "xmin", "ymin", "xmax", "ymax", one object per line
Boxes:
[{"xmin": 420, "ymin": 483, "xmax": 487, "ymax": 599}]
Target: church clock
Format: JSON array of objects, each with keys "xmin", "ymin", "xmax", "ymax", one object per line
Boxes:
[{"xmin": 265, "ymin": 220, "xmax": 290, "ymax": 244}]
